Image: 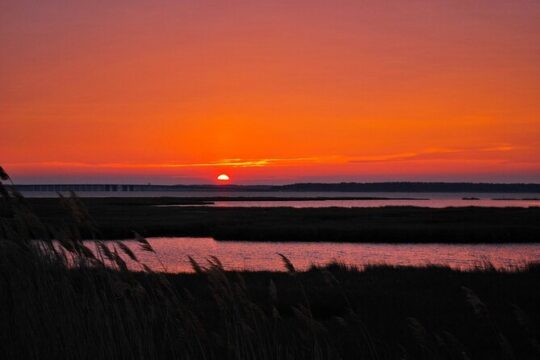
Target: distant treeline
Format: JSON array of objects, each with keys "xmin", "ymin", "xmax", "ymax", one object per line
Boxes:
[
  {"xmin": 14, "ymin": 182, "xmax": 540, "ymax": 193},
  {"xmin": 278, "ymin": 182, "xmax": 540, "ymax": 193}
]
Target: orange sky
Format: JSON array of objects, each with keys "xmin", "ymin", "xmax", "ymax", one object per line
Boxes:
[{"xmin": 1, "ymin": 1, "xmax": 540, "ymax": 184}]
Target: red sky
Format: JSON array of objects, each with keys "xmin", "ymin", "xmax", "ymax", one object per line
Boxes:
[{"xmin": 2, "ymin": 0, "xmax": 540, "ymax": 184}]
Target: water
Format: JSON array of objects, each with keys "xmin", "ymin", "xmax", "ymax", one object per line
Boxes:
[
  {"xmin": 89, "ymin": 237, "xmax": 540, "ymax": 273},
  {"xmin": 208, "ymin": 197, "xmax": 540, "ymax": 208},
  {"xmin": 24, "ymin": 191, "xmax": 540, "ymax": 208}
]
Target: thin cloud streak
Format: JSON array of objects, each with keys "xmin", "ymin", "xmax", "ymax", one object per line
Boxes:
[
  {"xmin": 4, "ymin": 145, "xmax": 517, "ymax": 170},
  {"xmin": 348, "ymin": 145, "xmax": 515, "ymax": 163}
]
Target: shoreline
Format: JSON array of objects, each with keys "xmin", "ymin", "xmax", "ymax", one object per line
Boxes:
[{"xmin": 22, "ymin": 195, "xmax": 432, "ymax": 201}]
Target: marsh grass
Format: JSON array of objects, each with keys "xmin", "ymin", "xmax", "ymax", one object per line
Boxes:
[
  {"xmin": 1, "ymin": 168, "xmax": 539, "ymax": 359},
  {"xmin": 22, "ymin": 196, "xmax": 540, "ymax": 243}
]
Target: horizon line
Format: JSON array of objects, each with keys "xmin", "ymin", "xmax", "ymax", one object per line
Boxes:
[{"xmin": 10, "ymin": 181, "xmax": 540, "ymax": 187}]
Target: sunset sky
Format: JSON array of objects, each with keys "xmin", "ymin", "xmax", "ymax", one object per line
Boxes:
[{"xmin": 2, "ymin": 0, "xmax": 540, "ymax": 184}]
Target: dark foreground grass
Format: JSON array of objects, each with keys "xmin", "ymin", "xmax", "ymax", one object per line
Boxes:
[
  {"xmin": 2, "ymin": 242, "xmax": 540, "ymax": 360},
  {"xmin": 1, "ymin": 171, "xmax": 540, "ymax": 359},
  {"xmin": 25, "ymin": 197, "xmax": 540, "ymax": 243}
]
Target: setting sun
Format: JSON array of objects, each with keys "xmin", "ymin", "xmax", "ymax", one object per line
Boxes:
[{"xmin": 217, "ymin": 174, "xmax": 230, "ymax": 182}]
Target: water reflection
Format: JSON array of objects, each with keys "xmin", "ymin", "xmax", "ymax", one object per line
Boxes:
[
  {"xmin": 85, "ymin": 237, "xmax": 540, "ymax": 273},
  {"xmin": 209, "ymin": 198, "xmax": 540, "ymax": 208}
]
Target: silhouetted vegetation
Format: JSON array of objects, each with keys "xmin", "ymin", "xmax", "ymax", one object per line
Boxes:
[
  {"xmin": 3, "ymin": 248, "xmax": 540, "ymax": 360},
  {"xmin": 2, "ymin": 168, "xmax": 540, "ymax": 359},
  {"xmin": 23, "ymin": 197, "xmax": 540, "ymax": 242}
]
